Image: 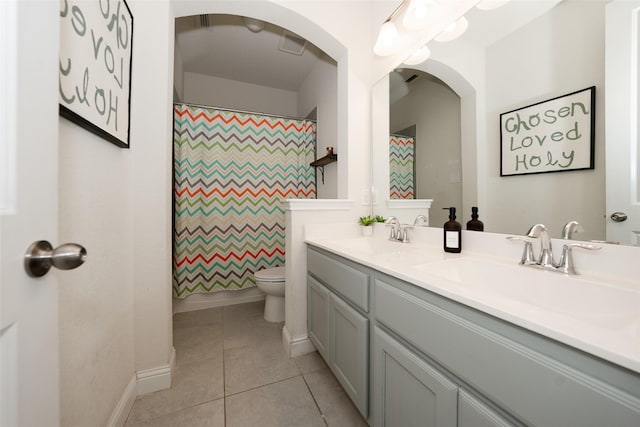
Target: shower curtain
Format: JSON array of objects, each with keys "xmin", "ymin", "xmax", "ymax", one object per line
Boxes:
[
  {"xmin": 173, "ymin": 104, "xmax": 316, "ymax": 298},
  {"xmin": 389, "ymin": 134, "xmax": 415, "ymax": 199}
]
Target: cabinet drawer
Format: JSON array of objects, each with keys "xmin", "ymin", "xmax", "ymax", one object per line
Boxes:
[
  {"xmin": 307, "ymin": 248, "xmax": 369, "ymax": 312},
  {"xmin": 374, "ymin": 276, "xmax": 640, "ymax": 427}
]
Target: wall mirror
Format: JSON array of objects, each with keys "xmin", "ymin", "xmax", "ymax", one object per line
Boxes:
[{"xmin": 372, "ymin": 0, "xmax": 639, "ymax": 245}]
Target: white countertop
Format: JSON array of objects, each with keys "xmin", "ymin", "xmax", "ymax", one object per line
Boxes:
[{"xmin": 305, "ymin": 232, "xmax": 640, "ymax": 374}]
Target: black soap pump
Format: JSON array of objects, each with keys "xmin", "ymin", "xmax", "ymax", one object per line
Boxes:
[
  {"xmin": 466, "ymin": 206, "xmax": 484, "ymax": 231},
  {"xmin": 443, "ymin": 207, "xmax": 462, "ymax": 253}
]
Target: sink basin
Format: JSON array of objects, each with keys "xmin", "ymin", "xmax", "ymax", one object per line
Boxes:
[{"xmin": 413, "ymin": 257, "xmax": 640, "ymax": 328}]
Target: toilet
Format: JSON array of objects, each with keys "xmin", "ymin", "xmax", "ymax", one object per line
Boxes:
[{"xmin": 254, "ymin": 266, "xmax": 285, "ymax": 322}]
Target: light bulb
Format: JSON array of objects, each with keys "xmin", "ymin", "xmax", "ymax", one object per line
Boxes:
[
  {"xmin": 374, "ymin": 20, "xmax": 400, "ymax": 56},
  {"xmin": 434, "ymin": 16, "xmax": 469, "ymax": 42},
  {"xmin": 403, "ymin": 45, "xmax": 431, "ymax": 65},
  {"xmin": 402, "ymin": 0, "xmax": 431, "ymax": 31}
]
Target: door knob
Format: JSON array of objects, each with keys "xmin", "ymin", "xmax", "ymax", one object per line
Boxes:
[
  {"xmin": 610, "ymin": 212, "xmax": 628, "ymax": 223},
  {"xmin": 24, "ymin": 240, "xmax": 87, "ymax": 278}
]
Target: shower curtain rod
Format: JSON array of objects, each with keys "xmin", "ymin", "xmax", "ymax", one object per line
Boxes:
[{"xmin": 173, "ymin": 101, "xmax": 316, "ymax": 123}]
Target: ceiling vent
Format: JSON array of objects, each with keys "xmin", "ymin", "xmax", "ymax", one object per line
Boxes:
[
  {"xmin": 279, "ymin": 31, "xmax": 307, "ymax": 56},
  {"xmin": 405, "ymin": 74, "xmax": 418, "ymax": 83},
  {"xmin": 197, "ymin": 14, "xmax": 211, "ymax": 29}
]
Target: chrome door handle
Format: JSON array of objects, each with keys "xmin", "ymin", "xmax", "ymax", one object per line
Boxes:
[
  {"xmin": 610, "ymin": 212, "xmax": 628, "ymax": 223},
  {"xmin": 24, "ymin": 240, "xmax": 87, "ymax": 278}
]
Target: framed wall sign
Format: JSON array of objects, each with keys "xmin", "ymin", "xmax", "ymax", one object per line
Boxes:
[
  {"xmin": 500, "ymin": 86, "xmax": 595, "ymax": 177},
  {"xmin": 59, "ymin": 0, "xmax": 134, "ymax": 148}
]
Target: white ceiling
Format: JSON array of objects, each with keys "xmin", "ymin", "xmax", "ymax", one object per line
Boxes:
[
  {"xmin": 175, "ymin": 14, "xmax": 333, "ymax": 92},
  {"xmin": 174, "ymin": 1, "xmax": 560, "ymax": 94}
]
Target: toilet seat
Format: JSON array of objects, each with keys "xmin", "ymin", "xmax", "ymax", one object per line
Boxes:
[{"xmin": 254, "ymin": 266, "xmax": 285, "ymax": 282}]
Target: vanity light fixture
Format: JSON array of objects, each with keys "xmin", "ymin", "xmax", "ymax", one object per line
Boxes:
[
  {"xmin": 374, "ymin": 19, "xmax": 401, "ymax": 56},
  {"xmin": 434, "ymin": 16, "xmax": 469, "ymax": 42},
  {"xmin": 402, "ymin": 0, "xmax": 433, "ymax": 31},
  {"xmin": 403, "ymin": 44, "xmax": 431, "ymax": 65}
]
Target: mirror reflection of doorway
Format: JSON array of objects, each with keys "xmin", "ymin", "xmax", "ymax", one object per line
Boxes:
[{"xmin": 390, "ymin": 69, "xmax": 462, "ymax": 226}]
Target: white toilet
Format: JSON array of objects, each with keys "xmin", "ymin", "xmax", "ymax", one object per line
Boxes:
[{"xmin": 254, "ymin": 266, "xmax": 285, "ymax": 322}]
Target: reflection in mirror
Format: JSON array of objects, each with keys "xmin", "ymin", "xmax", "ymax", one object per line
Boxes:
[
  {"xmin": 390, "ymin": 69, "xmax": 461, "ymax": 226},
  {"xmin": 389, "ymin": 131, "xmax": 416, "ymax": 199},
  {"xmin": 371, "ymin": 0, "xmax": 640, "ymax": 244}
]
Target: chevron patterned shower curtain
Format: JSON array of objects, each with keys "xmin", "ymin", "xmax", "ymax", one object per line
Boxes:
[
  {"xmin": 389, "ymin": 134, "xmax": 415, "ymax": 199},
  {"xmin": 173, "ymin": 104, "xmax": 316, "ymax": 298}
]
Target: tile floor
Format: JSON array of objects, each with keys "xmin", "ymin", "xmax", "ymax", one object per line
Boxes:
[{"xmin": 125, "ymin": 300, "xmax": 368, "ymax": 427}]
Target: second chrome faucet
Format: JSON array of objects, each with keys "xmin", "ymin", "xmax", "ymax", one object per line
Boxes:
[{"xmin": 508, "ymin": 222, "xmax": 601, "ymax": 275}]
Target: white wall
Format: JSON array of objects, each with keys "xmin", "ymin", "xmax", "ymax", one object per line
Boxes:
[
  {"xmin": 484, "ymin": 1, "xmax": 605, "ymax": 239},
  {"xmin": 58, "ymin": 122, "xmax": 135, "ymax": 427},
  {"xmin": 298, "ymin": 57, "xmax": 339, "ymax": 199},
  {"xmin": 58, "ymin": 1, "xmax": 175, "ymax": 425},
  {"xmin": 182, "ymin": 71, "xmax": 298, "ymax": 117},
  {"xmin": 390, "ymin": 77, "xmax": 462, "ymax": 226}
]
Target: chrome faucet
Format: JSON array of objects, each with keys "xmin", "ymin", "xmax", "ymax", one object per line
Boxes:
[
  {"xmin": 385, "ymin": 216, "xmax": 411, "ymax": 243},
  {"xmin": 413, "ymin": 215, "xmax": 428, "ymax": 227},
  {"xmin": 561, "ymin": 220, "xmax": 584, "ymax": 240},
  {"xmin": 507, "ymin": 223, "xmax": 601, "ymax": 274},
  {"xmin": 527, "ymin": 223, "xmax": 555, "ymax": 269}
]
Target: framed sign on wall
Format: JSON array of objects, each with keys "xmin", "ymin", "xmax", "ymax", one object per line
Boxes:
[
  {"xmin": 500, "ymin": 86, "xmax": 595, "ymax": 177},
  {"xmin": 59, "ymin": 0, "xmax": 134, "ymax": 148}
]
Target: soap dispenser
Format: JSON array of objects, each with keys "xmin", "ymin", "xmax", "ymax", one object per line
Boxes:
[
  {"xmin": 466, "ymin": 206, "xmax": 484, "ymax": 232},
  {"xmin": 443, "ymin": 207, "xmax": 462, "ymax": 253}
]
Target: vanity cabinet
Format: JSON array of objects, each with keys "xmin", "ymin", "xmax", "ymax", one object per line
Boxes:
[
  {"xmin": 306, "ymin": 245, "xmax": 640, "ymax": 427},
  {"xmin": 374, "ymin": 273, "xmax": 640, "ymax": 427},
  {"xmin": 307, "ymin": 247, "xmax": 370, "ymax": 418}
]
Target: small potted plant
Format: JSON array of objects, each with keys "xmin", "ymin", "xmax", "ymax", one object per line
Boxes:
[
  {"xmin": 358, "ymin": 215, "xmax": 385, "ymax": 236},
  {"xmin": 358, "ymin": 215, "xmax": 375, "ymax": 236}
]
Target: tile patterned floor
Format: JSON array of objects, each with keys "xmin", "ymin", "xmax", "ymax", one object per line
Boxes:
[{"xmin": 125, "ymin": 301, "xmax": 368, "ymax": 427}]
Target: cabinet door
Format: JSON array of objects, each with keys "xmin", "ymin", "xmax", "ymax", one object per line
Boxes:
[
  {"xmin": 330, "ymin": 293, "xmax": 368, "ymax": 418},
  {"xmin": 307, "ymin": 275, "xmax": 330, "ymax": 361},
  {"xmin": 459, "ymin": 389, "xmax": 516, "ymax": 427},
  {"xmin": 373, "ymin": 327, "xmax": 457, "ymax": 427}
]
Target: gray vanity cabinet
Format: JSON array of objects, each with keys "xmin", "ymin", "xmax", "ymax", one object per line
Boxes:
[
  {"xmin": 307, "ymin": 247, "xmax": 370, "ymax": 418},
  {"xmin": 373, "ymin": 327, "xmax": 457, "ymax": 427},
  {"xmin": 374, "ymin": 273, "xmax": 640, "ymax": 427},
  {"xmin": 306, "ymin": 245, "xmax": 640, "ymax": 427}
]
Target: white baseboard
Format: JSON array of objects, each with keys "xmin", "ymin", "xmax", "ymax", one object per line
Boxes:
[
  {"xmin": 173, "ymin": 288, "xmax": 265, "ymax": 314},
  {"xmin": 108, "ymin": 348, "xmax": 176, "ymax": 426},
  {"xmin": 282, "ymin": 325, "xmax": 316, "ymax": 358},
  {"xmin": 136, "ymin": 347, "xmax": 175, "ymax": 396},
  {"xmin": 106, "ymin": 374, "xmax": 137, "ymax": 427}
]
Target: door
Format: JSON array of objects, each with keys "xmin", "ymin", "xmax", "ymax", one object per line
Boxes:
[
  {"xmin": 458, "ymin": 389, "xmax": 516, "ymax": 427},
  {"xmin": 373, "ymin": 327, "xmax": 458, "ymax": 427},
  {"xmin": 1, "ymin": 2, "xmax": 60, "ymax": 426},
  {"xmin": 307, "ymin": 275, "xmax": 331, "ymax": 361},
  {"xmin": 330, "ymin": 293, "xmax": 368, "ymax": 418},
  {"xmin": 606, "ymin": 0, "xmax": 640, "ymax": 246}
]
